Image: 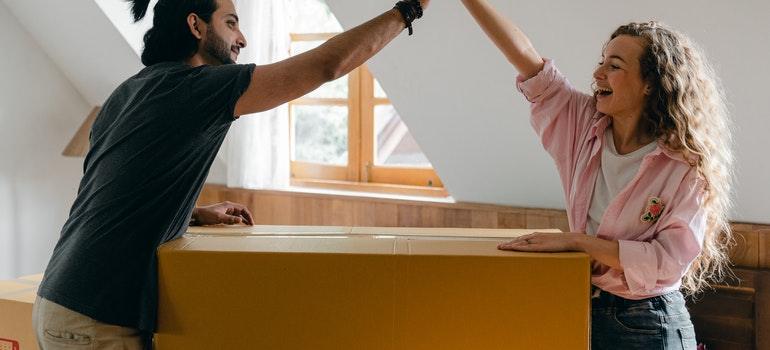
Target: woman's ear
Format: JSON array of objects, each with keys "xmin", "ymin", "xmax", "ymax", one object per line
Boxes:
[
  {"xmin": 187, "ymin": 13, "xmax": 204, "ymax": 40},
  {"xmin": 643, "ymin": 84, "xmax": 652, "ymax": 96}
]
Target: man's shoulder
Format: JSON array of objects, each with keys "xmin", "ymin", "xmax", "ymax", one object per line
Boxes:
[{"xmin": 135, "ymin": 61, "xmax": 189, "ymax": 78}]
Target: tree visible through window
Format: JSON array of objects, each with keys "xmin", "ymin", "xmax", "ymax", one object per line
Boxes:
[{"xmin": 287, "ymin": 0, "xmax": 444, "ymax": 194}]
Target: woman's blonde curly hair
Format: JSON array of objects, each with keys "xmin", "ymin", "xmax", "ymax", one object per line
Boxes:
[{"xmin": 611, "ymin": 22, "xmax": 734, "ymax": 296}]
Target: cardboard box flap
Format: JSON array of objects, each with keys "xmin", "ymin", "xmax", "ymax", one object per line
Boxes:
[
  {"xmin": 16, "ymin": 274, "xmax": 44, "ymax": 283},
  {"xmin": 187, "ymin": 225, "xmax": 352, "ymax": 236},
  {"xmin": 161, "ymin": 235, "xmax": 399, "ymax": 255},
  {"xmin": 403, "ymin": 238, "xmax": 588, "ymax": 259},
  {"xmin": 0, "ymin": 288, "xmax": 37, "ymax": 303},
  {"xmin": 186, "ymin": 226, "xmax": 560, "ymax": 239},
  {"xmin": 162, "ymin": 234, "xmax": 587, "ymax": 261},
  {"xmin": 351, "ymin": 226, "xmax": 560, "ymax": 238},
  {"xmin": 0, "ymin": 281, "xmax": 33, "ymax": 296}
]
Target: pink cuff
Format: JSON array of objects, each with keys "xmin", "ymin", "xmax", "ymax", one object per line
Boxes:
[
  {"xmin": 618, "ymin": 240, "xmax": 658, "ymax": 295},
  {"xmin": 515, "ymin": 58, "xmax": 559, "ymax": 102}
]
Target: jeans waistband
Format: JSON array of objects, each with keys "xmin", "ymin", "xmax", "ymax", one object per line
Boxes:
[{"xmin": 591, "ymin": 286, "xmax": 680, "ymax": 309}]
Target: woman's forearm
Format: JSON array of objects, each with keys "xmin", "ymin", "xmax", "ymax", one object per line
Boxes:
[
  {"xmin": 573, "ymin": 234, "xmax": 622, "ymax": 270},
  {"xmin": 460, "ymin": 0, "xmax": 544, "ymax": 79}
]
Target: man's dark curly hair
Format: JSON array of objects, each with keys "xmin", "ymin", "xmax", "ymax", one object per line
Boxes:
[{"xmin": 129, "ymin": 0, "xmax": 219, "ymax": 66}]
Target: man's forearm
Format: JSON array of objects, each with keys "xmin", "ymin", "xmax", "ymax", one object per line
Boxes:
[
  {"xmin": 318, "ymin": 9, "xmax": 406, "ymax": 81},
  {"xmin": 234, "ymin": 2, "xmax": 426, "ymax": 116}
]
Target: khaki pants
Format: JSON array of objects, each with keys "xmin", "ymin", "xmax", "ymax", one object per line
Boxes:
[{"xmin": 32, "ymin": 297, "xmax": 144, "ymax": 350}]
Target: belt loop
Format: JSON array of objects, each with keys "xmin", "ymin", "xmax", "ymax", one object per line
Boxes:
[{"xmin": 591, "ymin": 286, "xmax": 601, "ymax": 299}]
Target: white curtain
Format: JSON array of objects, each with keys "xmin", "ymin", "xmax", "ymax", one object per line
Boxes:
[{"xmin": 216, "ymin": 0, "xmax": 291, "ymax": 189}]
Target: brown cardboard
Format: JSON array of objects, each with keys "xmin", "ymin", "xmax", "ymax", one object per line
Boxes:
[
  {"xmin": 0, "ymin": 279, "xmax": 39, "ymax": 350},
  {"xmin": 156, "ymin": 227, "xmax": 590, "ymax": 349},
  {"xmin": 350, "ymin": 226, "xmax": 560, "ymax": 238},
  {"xmin": 186, "ymin": 224, "xmax": 352, "ymax": 236}
]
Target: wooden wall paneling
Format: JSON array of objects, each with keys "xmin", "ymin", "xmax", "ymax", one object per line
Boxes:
[
  {"xmin": 497, "ymin": 211, "xmax": 527, "ymax": 229},
  {"xmin": 396, "ymin": 204, "xmax": 421, "ymax": 227},
  {"xmin": 270, "ymin": 194, "xmax": 294, "ymax": 225},
  {"xmin": 732, "ymin": 229, "xmax": 761, "ymax": 268},
  {"xmin": 524, "ymin": 209, "xmax": 553, "ymax": 230},
  {"xmin": 524, "ymin": 209, "xmax": 570, "ymax": 232},
  {"xmin": 760, "ymin": 230, "xmax": 770, "ymax": 270},
  {"xmin": 688, "ymin": 268, "xmax": 757, "ymax": 349},
  {"xmin": 297, "ymin": 197, "xmax": 331, "ymax": 226},
  {"xmin": 289, "ymin": 196, "xmax": 310, "ymax": 225},
  {"xmin": 197, "ymin": 186, "xmax": 225, "ymax": 204},
  {"xmin": 350, "ymin": 201, "xmax": 376, "ymax": 227},
  {"xmin": 757, "ymin": 270, "xmax": 770, "ymax": 350},
  {"xmin": 549, "ymin": 214, "xmax": 570, "ymax": 233},
  {"xmin": 372, "ymin": 203, "xmax": 398, "ymax": 227},
  {"xmin": 470, "ymin": 210, "xmax": 497, "ymax": 228},
  {"xmin": 444, "ymin": 208, "xmax": 472, "ymax": 228},
  {"xmin": 244, "ymin": 194, "xmax": 283, "ymax": 225},
  {"xmin": 419, "ymin": 206, "xmax": 445, "ymax": 227},
  {"xmin": 330, "ymin": 199, "xmax": 355, "ymax": 227}
]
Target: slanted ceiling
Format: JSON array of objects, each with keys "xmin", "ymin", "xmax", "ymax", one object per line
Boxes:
[
  {"xmin": 3, "ymin": 0, "xmax": 768, "ymax": 223},
  {"xmin": 1, "ymin": 0, "xmax": 141, "ymax": 106}
]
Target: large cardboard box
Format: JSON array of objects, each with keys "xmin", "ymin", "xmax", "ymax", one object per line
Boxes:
[
  {"xmin": 156, "ymin": 227, "xmax": 590, "ymax": 349},
  {"xmin": 0, "ymin": 274, "xmax": 42, "ymax": 350}
]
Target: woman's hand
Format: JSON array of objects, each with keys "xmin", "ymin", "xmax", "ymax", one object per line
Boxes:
[
  {"xmin": 499, "ymin": 232, "xmax": 622, "ymax": 270},
  {"xmin": 191, "ymin": 201, "xmax": 254, "ymax": 226},
  {"xmin": 498, "ymin": 232, "xmax": 582, "ymax": 252}
]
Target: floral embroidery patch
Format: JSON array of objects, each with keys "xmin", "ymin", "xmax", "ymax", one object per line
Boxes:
[{"xmin": 641, "ymin": 197, "xmax": 665, "ymax": 223}]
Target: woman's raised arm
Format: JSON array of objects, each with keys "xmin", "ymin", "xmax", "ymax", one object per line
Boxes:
[{"xmin": 460, "ymin": 0, "xmax": 544, "ymax": 79}]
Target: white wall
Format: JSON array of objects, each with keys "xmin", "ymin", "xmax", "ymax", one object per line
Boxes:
[
  {"xmin": 94, "ymin": 0, "xmax": 156, "ymax": 57},
  {"xmin": 2, "ymin": 0, "xmax": 142, "ymax": 106},
  {"xmin": 326, "ymin": 0, "xmax": 770, "ymax": 224},
  {"xmin": 0, "ymin": 2, "xmax": 89, "ymax": 279}
]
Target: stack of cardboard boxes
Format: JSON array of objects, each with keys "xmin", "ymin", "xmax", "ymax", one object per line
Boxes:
[
  {"xmin": 0, "ymin": 274, "xmax": 41, "ymax": 350},
  {"xmin": 1, "ymin": 226, "xmax": 591, "ymax": 350}
]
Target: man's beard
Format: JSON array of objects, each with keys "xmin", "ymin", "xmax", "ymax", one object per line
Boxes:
[{"xmin": 204, "ymin": 28, "xmax": 235, "ymax": 65}]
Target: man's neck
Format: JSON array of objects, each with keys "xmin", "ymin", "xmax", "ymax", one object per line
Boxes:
[{"xmin": 184, "ymin": 54, "xmax": 209, "ymax": 67}]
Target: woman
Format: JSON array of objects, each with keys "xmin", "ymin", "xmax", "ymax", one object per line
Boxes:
[{"xmin": 459, "ymin": 1, "xmax": 734, "ymax": 349}]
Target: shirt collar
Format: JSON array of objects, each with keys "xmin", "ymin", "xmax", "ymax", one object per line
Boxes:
[{"xmin": 589, "ymin": 115, "xmax": 696, "ymax": 165}]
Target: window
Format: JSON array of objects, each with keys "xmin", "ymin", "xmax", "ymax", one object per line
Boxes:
[{"xmin": 288, "ymin": 0, "xmax": 444, "ymax": 196}]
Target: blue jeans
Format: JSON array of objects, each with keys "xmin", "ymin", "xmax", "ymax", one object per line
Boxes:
[{"xmin": 591, "ymin": 288, "xmax": 697, "ymax": 350}]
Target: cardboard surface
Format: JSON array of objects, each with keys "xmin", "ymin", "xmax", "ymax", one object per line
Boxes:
[
  {"xmin": 156, "ymin": 227, "xmax": 590, "ymax": 349},
  {"xmin": 0, "ymin": 278, "xmax": 40, "ymax": 350},
  {"xmin": 186, "ymin": 224, "xmax": 352, "ymax": 236},
  {"xmin": 351, "ymin": 226, "xmax": 561, "ymax": 238}
]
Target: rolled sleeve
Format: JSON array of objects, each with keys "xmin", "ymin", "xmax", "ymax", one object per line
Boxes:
[
  {"xmin": 516, "ymin": 59, "xmax": 597, "ymax": 193},
  {"xmin": 618, "ymin": 174, "xmax": 706, "ymax": 295},
  {"xmin": 516, "ymin": 59, "xmax": 564, "ymax": 103}
]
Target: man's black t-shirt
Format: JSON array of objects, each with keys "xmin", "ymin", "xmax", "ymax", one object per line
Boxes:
[{"xmin": 38, "ymin": 61, "xmax": 256, "ymax": 333}]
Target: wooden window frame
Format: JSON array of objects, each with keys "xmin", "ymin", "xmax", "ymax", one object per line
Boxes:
[{"xmin": 288, "ymin": 32, "xmax": 445, "ymax": 197}]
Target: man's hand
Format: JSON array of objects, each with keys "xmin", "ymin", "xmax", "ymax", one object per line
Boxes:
[{"xmin": 191, "ymin": 201, "xmax": 254, "ymax": 226}]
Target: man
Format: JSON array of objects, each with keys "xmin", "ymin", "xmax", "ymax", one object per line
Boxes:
[{"xmin": 32, "ymin": 0, "xmax": 429, "ymax": 348}]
